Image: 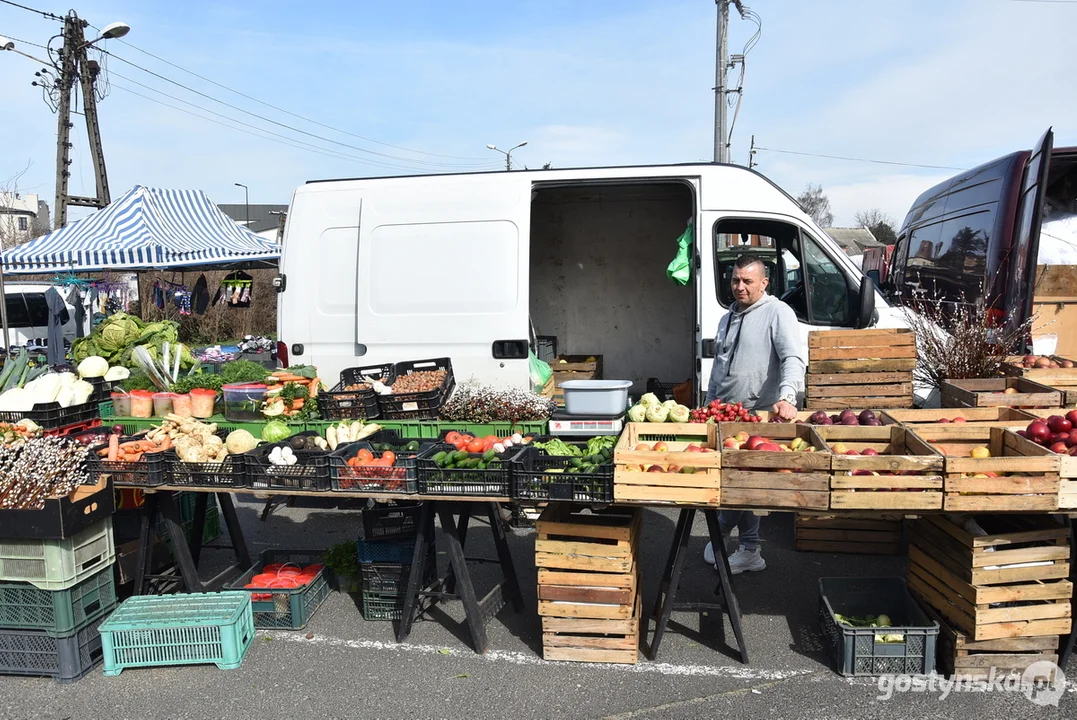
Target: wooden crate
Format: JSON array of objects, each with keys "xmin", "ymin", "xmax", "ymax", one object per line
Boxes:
[
  {"xmin": 541, "ymin": 592, "xmax": 640, "ymax": 664},
  {"xmin": 793, "ymin": 514, "xmax": 903, "ymax": 555},
  {"xmin": 613, "ymin": 423, "xmax": 722, "ymax": 506},
  {"xmin": 907, "ymin": 515, "xmax": 1072, "ymax": 641},
  {"xmin": 880, "ymin": 407, "xmax": 1039, "ymax": 427},
  {"xmin": 806, "ymin": 328, "xmax": 916, "ymax": 410},
  {"xmin": 718, "ymin": 422, "xmax": 830, "ymax": 510},
  {"xmin": 909, "ymin": 425, "xmax": 1061, "ymax": 512},
  {"xmin": 816, "ymin": 425, "xmax": 944, "ymax": 511},
  {"xmin": 1060, "ymin": 453, "xmax": 1077, "ymax": 510},
  {"xmin": 552, "ymin": 355, "xmax": 603, "ymax": 403},
  {"xmin": 919, "ymin": 600, "xmax": 1061, "ymax": 680},
  {"xmin": 1000, "ymin": 355, "xmax": 1077, "ymax": 385},
  {"xmin": 940, "ymin": 377, "xmax": 1062, "ymax": 409}
]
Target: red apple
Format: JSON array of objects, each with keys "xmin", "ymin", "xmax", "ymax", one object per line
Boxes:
[
  {"xmin": 1048, "ymin": 415, "xmax": 1073, "ymax": 434},
  {"xmin": 653, "ymin": 441, "xmax": 670, "ymax": 452},
  {"xmin": 1069, "ymin": 446, "xmax": 1077, "ymax": 457},
  {"xmin": 756, "ymin": 442, "xmax": 783, "ymax": 452},
  {"xmin": 722, "ymin": 438, "xmax": 740, "ymax": 449},
  {"xmin": 1027, "ymin": 421, "xmax": 1052, "ymax": 444},
  {"xmin": 647, "ymin": 465, "xmax": 665, "ymax": 472},
  {"xmin": 845, "ymin": 449, "xmax": 861, "ymax": 456},
  {"xmin": 951, "ymin": 417, "xmax": 967, "ymax": 423},
  {"xmin": 1066, "ymin": 410, "xmax": 1077, "ymax": 427},
  {"xmin": 1050, "ymin": 441, "xmax": 1069, "ymax": 454},
  {"xmin": 744, "ymin": 436, "xmax": 767, "ymax": 450},
  {"xmin": 1067, "ymin": 430, "xmax": 1077, "ymax": 448},
  {"xmin": 937, "ymin": 418, "xmax": 951, "ymax": 423},
  {"xmin": 851, "ymin": 469, "xmax": 873, "ymax": 476},
  {"xmin": 862, "ymin": 448, "xmax": 880, "ymax": 456}
]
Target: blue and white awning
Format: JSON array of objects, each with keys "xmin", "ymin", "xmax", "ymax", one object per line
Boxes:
[{"xmin": 1, "ymin": 185, "xmax": 281, "ymax": 273}]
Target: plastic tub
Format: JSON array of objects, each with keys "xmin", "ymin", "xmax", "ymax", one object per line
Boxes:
[
  {"xmin": 171, "ymin": 393, "xmax": 193, "ymax": 418},
  {"xmin": 129, "ymin": 391, "xmax": 154, "ymax": 419},
  {"xmin": 222, "ymin": 383, "xmax": 267, "ymax": 422},
  {"xmin": 110, "ymin": 392, "xmax": 132, "ymax": 417},
  {"xmin": 559, "ymin": 380, "xmax": 633, "ymax": 416},
  {"xmin": 152, "ymin": 393, "xmax": 178, "ymax": 418},
  {"xmin": 189, "ymin": 388, "xmax": 217, "ymax": 419}
]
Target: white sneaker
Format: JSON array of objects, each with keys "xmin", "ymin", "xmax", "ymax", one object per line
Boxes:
[
  {"xmin": 727, "ymin": 546, "xmax": 766, "ymax": 575},
  {"xmin": 703, "ymin": 534, "xmax": 739, "ymax": 566}
]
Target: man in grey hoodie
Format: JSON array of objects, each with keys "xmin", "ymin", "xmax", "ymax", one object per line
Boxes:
[{"xmin": 702, "ymin": 254, "xmax": 806, "ymax": 574}]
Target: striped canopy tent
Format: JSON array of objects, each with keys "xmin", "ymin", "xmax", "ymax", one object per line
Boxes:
[{"xmin": 1, "ymin": 185, "xmax": 280, "ymax": 273}]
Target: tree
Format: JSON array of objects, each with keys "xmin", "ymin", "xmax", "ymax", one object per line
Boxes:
[
  {"xmin": 854, "ymin": 208, "xmax": 898, "ymax": 245},
  {"xmin": 796, "ymin": 184, "xmax": 833, "ymax": 228}
]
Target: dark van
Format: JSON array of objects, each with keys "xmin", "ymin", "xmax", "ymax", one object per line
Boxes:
[{"xmin": 886, "ymin": 129, "xmax": 1077, "ymax": 333}]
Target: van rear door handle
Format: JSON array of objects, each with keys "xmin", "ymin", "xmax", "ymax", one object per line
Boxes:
[
  {"xmin": 492, "ymin": 340, "xmax": 528, "ymax": 359},
  {"xmin": 701, "ymin": 339, "xmax": 716, "ymax": 358}
]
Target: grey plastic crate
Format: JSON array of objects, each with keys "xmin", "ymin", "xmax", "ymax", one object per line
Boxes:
[
  {"xmin": 818, "ymin": 576, "xmax": 939, "ymax": 677},
  {"xmin": 0, "ymin": 518, "xmax": 116, "ymax": 590},
  {"xmin": 0, "ymin": 616, "xmax": 106, "ymax": 683}
]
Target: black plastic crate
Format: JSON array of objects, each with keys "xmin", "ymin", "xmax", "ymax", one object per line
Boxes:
[
  {"xmin": 86, "ymin": 377, "xmax": 114, "ymax": 405},
  {"xmin": 242, "ymin": 432, "xmax": 332, "ymax": 491},
  {"xmin": 818, "ymin": 577, "xmax": 939, "ymax": 677},
  {"xmin": 510, "ymin": 445, "xmax": 613, "ymax": 502},
  {"xmin": 359, "ymin": 549, "xmax": 436, "ymax": 595},
  {"xmin": 165, "ymin": 433, "xmax": 244, "ymax": 488},
  {"xmin": 329, "ymin": 442, "xmax": 418, "ymax": 494},
  {"xmin": 377, "ymin": 358, "xmax": 455, "ymax": 421},
  {"xmin": 359, "ymin": 502, "xmax": 423, "ymax": 541},
  {"xmin": 0, "ymin": 399, "xmax": 99, "ymax": 430},
  {"xmin": 415, "ymin": 443, "xmax": 512, "ymax": 497},
  {"xmin": 0, "ymin": 616, "xmax": 105, "ymax": 683},
  {"xmin": 357, "ymin": 536, "xmax": 429, "ymax": 564},
  {"xmin": 225, "ymin": 550, "xmax": 330, "ymax": 630},
  {"xmin": 646, "ymin": 377, "xmax": 680, "ymax": 403},
  {"xmin": 86, "ymin": 435, "xmax": 169, "ymax": 487},
  {"xmin": 360, "ymin": 590, "xmax": 406, "ymax": 621},
  {"xmin": 0, "ymin": 473, "xmax": 114, "ymax": 541},
  {"xmin": 321, "ymin": 365, "xmax": 390, "ymax": 421}
]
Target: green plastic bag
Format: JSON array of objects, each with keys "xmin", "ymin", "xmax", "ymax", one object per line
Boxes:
[
  {"xmin": 666, "ymin": 223, "xmax": 693, "ymax": 286},
  {"xmin": 529, "ymin": 351, "xmax": 553, "ymax": 395}
]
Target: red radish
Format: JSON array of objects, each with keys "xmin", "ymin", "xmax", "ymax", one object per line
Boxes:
[{"xmin": 1048, "ymin": 415, "xmax": 1072, "ymax": 433}]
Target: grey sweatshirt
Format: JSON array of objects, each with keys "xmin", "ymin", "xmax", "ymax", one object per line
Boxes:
[{"xmin": 704, "ymin": 294, "xmax": 806, "ymax": 411}]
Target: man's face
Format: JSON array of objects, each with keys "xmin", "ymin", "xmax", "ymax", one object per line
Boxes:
[{"xmin": 731, "ymin": 262, "xmax": 768, "ymax": 307}]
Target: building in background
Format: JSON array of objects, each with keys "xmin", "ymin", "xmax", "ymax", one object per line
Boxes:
[
  {"xmin": 218, "ymin": 203, "xmax": 288, "ymax": 243},
  {"xmin": 0, "ymin": 193, "xmax": 51, "ymax": 247}
]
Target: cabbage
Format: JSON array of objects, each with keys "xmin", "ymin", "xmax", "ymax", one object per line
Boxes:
[
  {"xmin": 669, "ymin": 404, "xmax": 691, "ymax": 423},
  {"xmin": 645, "ymin": 404, "xmax": 669, "ymax": 423},
  {"xmin": 261, "ymin": 420, "xmax": 293, "ymax": 443},
  {"xmin": 639, "ymin": 392, "xmax": 661, "ymax": 407},
  {"xmin": 627, "ymin": 403, "xmax": 648, "ymax": 423},
  {"xmin": 96, "ymin": 314, "xmax": 142, "ymax": 353},
  {"xmin": 77, "ymin": 356, "xmax": 109, "ymax": 378}
]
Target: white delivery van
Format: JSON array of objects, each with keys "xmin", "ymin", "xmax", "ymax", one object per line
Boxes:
[
  {"xmin": 275, "ymin": 164, "xmax": 908, "ymax": 402},
  {"xmin": 1, "ymin": 282, "xmax": 85, "ymax": 351}
]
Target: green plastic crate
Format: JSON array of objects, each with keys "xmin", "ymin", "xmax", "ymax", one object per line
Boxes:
[
  {"xmin": 225, "ymin": 550, "xmax": 329, "ymax": 630},
  {"xmin": 360, "ymin": 589, "xmax": 405, "ymax": 621},
  {"xmin": 0, "ymin": 518, "xmax": 116, "ymax": 591},
  {"xmin": 0, "ymin": 567, "xmax": 117, "ymax": 636},
  {"xmin": 99, "ymin": 591, "xmax": 254, "ymax": 676},
  {"xmin": 100, "ymin": 412, "xmax": 304, "ymax": 438},
  {"xmin": 415, "ymin": 421, "xmax": 548, "ymax": 439}
]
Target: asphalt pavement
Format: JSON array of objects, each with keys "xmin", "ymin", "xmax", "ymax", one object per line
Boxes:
[{"xmin": 1, "ymin": 496, "xmax": 1074, "ymax": 720}]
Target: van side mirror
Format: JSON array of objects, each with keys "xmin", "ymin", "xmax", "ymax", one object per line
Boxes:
[{"xmin": 855, "ymin": 276, "xmax": 875, "ymax": 329}]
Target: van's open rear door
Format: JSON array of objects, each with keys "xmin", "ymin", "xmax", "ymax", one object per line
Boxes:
[{"xmin": 1007, "ymin": 128, "xmax": 1053, "ymax": 336}]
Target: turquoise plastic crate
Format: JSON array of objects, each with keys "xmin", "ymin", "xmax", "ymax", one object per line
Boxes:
[
  {"xmin": 99, "ymin": 591, "xmax": 254, "ymax": 676},
  {"xmin": 0, "ymin": 566, "xmax": 117, "ymax": 636},
  {"xmin": 224, "ymin": 550, "xmax": 329, "ymax": 630},
  {"xmin": 0, "ymin": 518, "xmax": 116, "ymax": 591}
]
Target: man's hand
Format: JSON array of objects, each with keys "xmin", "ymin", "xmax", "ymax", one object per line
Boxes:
[{"xmin": 772, "ymin": 399, "xmax": 797, "ymax": 422}]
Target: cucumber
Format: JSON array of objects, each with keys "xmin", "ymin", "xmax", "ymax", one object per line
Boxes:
[
  {"xmin": 432, "ymin": 451, "xmax": 448, "ymax": 467},
  {"xmin": 452, "ymin": 450, "xmax": 470, "ymax": 463},
  {"xmin": 405, "ymin": 440, "xmax": 421, "ymax": 452},
  {"xmin": 482, "ymin": 449, "xmax": 496, "ymax": 462}
]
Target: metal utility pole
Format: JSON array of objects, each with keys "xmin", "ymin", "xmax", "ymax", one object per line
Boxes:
[
  {"xmin": 713, "ymin": 0, "xmax": 729, "ymax": 163},
  {"xmin": 53, "ymin": 11, "xmax": 124, "ymax": 228},
  {"xmin": 486, "ymin": 142, "xmax": 528, "ymax": 171}
]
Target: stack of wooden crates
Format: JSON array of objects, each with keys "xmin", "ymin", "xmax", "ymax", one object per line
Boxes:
[
  {"xmin": 535, "ymin": 504, "xmax": 641, "ymax": 664},
  {"xmin": 806, "ymin": 328, "xmax": 916, "ymax": 410},
  {"xmin": 907, "ymin": 515, "xmax": 1072, "ymax": 680},
  {"xmin": 551, "ymin": 355, "xmax": 602, "ymax": 406},
  {"xmin": 794, "ymin": 514, "xmax": 903, "ymax": 555}
]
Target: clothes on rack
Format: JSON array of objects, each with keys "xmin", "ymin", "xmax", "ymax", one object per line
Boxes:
[
  {"xmin": 43, "ymin": 287, "xmax": 66, "ymax": 367},
  {"xmin": 192, "ymin": 274, "xmax": 210, "ymax": 315},
  {"xmin": 214, "ymin": 271, "xmax": 253, "ymax": 309}
]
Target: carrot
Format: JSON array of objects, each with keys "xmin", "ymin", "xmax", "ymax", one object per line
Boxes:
[
  {"xmin": 107, "ymin": 434, "xmax": 120, "ymax": 462},
  {"xmin": 290, "ymin": 398, "xmax": 305, "ymax": 409},
  {"xmin": 154, "ymin": 436, "xmax": 172, "ymax": 450},
  {"xmin": 308, "ymin": 379, "xmax": 321, "ymax": 398},
  {"xmin": 127, "ymin": 452, "xmax": 143, "ymax": 462}
]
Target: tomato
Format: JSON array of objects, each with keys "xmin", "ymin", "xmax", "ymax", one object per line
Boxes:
[
  {"xmin": 382, "ymin": 451, "xmax": 396, "ymax": 465},
  {"xmin": 460, "ymin": 434, "xmax": 475, "ymax": 443},
  {"xmin": 347, "ymin": 457, "xmax": 361, "ymax": 467},
  {"xmin": 467, "ymin": 439, "xmax": 485, "ymax": 453},
  {"xmin": 357, "ymin": 448, "xmax": 374, "ymax": 462},
  {"xmin": 445, "ymin": 431, "xmax": 462, "ymax": 444},
  {"xmin": 452, "ymin": 439, "xmax": 468, "ymax": 451},
  {"xmin": 483, "ymin": 435, "xmax": 499, "ymax": 444}
]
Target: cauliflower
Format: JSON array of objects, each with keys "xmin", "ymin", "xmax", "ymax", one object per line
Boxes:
[
  {"xmin": 669, "ymin": 404, "xmax": 691, "ymax": 423},
  {"xmin": 627, "ymin": 404, "xmax": 648, "ymax": 423},
  {"xmin": 645, "ymin": 404, "xmax": 670, "ymax": 423},
  {"xmin": 639, "ymin": 392, "xmax": 661, "ymax": 407}
]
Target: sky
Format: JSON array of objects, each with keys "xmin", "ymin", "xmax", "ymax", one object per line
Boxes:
[{"xmin": 0, "ymin": 0, "xmax": 1074, "ymax": 227}]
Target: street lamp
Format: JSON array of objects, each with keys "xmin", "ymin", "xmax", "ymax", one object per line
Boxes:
[
  {"xmin": 234, "ymin": 183, "xmax": 249, "ymax": 226},
  {"xmin": 486, "ymin": 142, "xmax": 528, "ymax": 171}
]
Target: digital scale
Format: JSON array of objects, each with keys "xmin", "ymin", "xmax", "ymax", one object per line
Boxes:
[{"xmin": 548, "ymin": 410, "xmax": 626, "ymax": 436}]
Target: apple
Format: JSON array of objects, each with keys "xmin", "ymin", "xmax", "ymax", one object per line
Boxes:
[
  {"xmin": 851, "ymin": 469, "xmax": 873, "ymax": 476},
  {"xmin": 1067, "ymin": 430, "xmax": 1077, "ymax": 448},
  {"xmin": 841, "ymin": 415, "xmax": 860, "ymax": 426},
  {"xmin": 1003, "ymin": 387, "xmax": 1019, "ymax": 395},
  {"xmin": 845, "ymin": 449, "xmax": 860, "ymax": 456},
  {"xmin": 970, "ymin": 446, "xmax": 991, "ymax": 459},
  {"xmin": 1050, "ymin": 441, "xmax": 1069, "ymax": 454},
  {"xmin": 937, "ymin": 418, "xmax": 951, "ymax": 423},
  {"xmin": 653, "ymin": 441, "xmax": 670, "ymax": 452},
  {"xmin": 1035, "ymin": 357, "xmax": 1053, "ymax": 368},
  {"xmin": 858, "ymin": 409, "xmax": 877, "ymax": 424},
  {"xmin": 862, "ymin": 448, "xmax": 880, "ymax": 456},
  {"xmin": 625, "ymin": 464, "xmax": 643, "ymax": 472},
  {"xmin": 1066, "ymin": 410, "xmax": 1077, "ymax": 427},
  {"xmin": 635, "ymin": 443, "xmax": 653, "ymax": 452},
  {"xmin": 1062, "ymin": 360, "xmax": 1075, "ymax": 368},
  {"xmin": 1048, "ymin": 415, "xmax": 1073, "ymax": 434},
  {"xmin": 831, "ymin": 442, "xmax": 849, "ymax": 454},
  {"xmin": 745, "ymin": 436, "xmax": 767, "ymax": 450},
  {"xmin": 951, "ymin": 417, "xmax": 966, "ymax": 423},
  {"xmin": 647, "ymin": 465, "xmax": 665, "ymax": 472},
  {"xmin": 1027, "ymin": 421, "xmax": 1051, "ymax": 444},
  {"xmin": 1069, "ymin": 446, "xmax": 1077, "ymax": 457},
  {"xmin": 808, "ymin": 411, "xmax": 829, "ymax": 424},
  {"xmin": 756, "ymin": 442, "xmax": 783, "ymax": 452},
  {"xmin": 689, "ymin": 443, "xmax": 707, "ymax": 452},
  {"xmin": 680, "ymin": 466, "xmax": 697, "ymax": 474},
  {"xmin": 668, "ymin": 465, "xmax": 682, "ymax": 473},
  {"xmin": 735, "ymin": 431, "xmax": 750, "ymax": 442}
]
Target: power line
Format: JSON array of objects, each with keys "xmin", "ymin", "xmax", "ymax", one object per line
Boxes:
[
  {"xmin": 754, "ymin": 146, "xmax": 966, "ymax": 171},
  {"xmin": 0, "ymin": 0, "xmax": 62, "ymax": 21},
  {"xmin": 0, "ymin": 34, "xmax": 49, "ymax": 50},
  {"xmin": 110, "ymin": 36, "xmax": 492, "ymax": 163},
  {"xmin": 108, "ymin": 74, "xmax": 500, "ymax": 173},
  {"xmin": 98, "ymin": 48, "xmax": 494, "ymax": 171}
]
